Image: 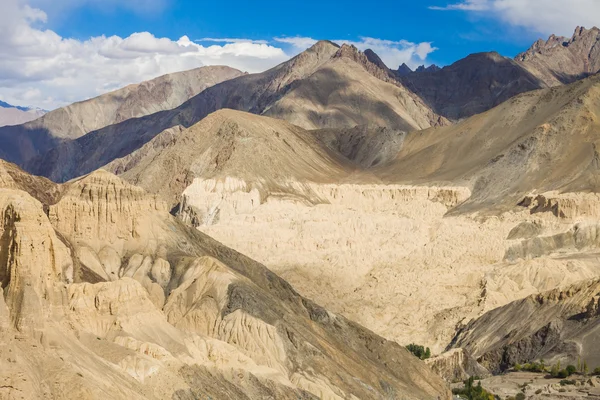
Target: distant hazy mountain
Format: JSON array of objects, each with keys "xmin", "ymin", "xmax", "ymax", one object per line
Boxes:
[
  {"xmin": 0, "ymin": 101, "xmax": 46, "ymax": 127},
  {"xmin": 0, "ymin": 65, "xmax": 244, "ymax": 165}
]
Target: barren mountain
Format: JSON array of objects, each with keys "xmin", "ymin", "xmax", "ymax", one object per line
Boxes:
[
  {"xmin": 5, "ymin": 27, "xmax": 600, "ymax": 398},
  {"xmin": 106, "ymin": 109, "xmax": 355, "ymax": 206},
  {"xmin": 175, "ymin": 41, "xmax": 444, "ymax": 132},
  {"xmin": 375, "ymin": 73, "xmax": 600, "ymax": 212},
  {"xmin": 0, "ymin": 101, "xmax": 46, "ymax": 127},
  {"xmin": 312, "ymin": 125, "xmax": 407, "ymax": 168},
  {"xmin": 393, "ymin": 27, "xmax": 600, "ymax": 121},
  {"xmin": 517, "ymin": 26, "xmax": 600, "ymax": 86},
  {"xmin": 450, "ymin": 277, "xmax": 600, "ymax": 374},
  {"xmin": 26, "ymin": 41, "xmax": 446, "ymax": 182},
  {"xmin": 0, "ymin": 161, "xmax": 450, "ymax": 399},
  {"xmin": 85, "ymin": 107, "xmax": 599, "ymax": 371},
  {"xmin": 399, "ymin": 52, "xmax": 545, "ymax": 120},
  {"xmin": 0, "ymin": 66, "xmax": 243, "ymax": 165}
]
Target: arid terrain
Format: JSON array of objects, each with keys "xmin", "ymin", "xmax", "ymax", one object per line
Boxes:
[{"xmin": 2, "ymin": 24, "xmax": 600, "ymax": 400}]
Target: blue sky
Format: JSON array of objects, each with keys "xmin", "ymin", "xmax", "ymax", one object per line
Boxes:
[
  {"xmin": 50, "ymin": 0, "xmax": 543, "ymax": 67},
  {"xmin": 1, "ymin": 0, "xmax": 599, "ymax": 109}
]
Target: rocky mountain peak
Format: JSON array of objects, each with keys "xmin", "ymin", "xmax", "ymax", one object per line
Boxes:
[
  {"xmin": 515, "ymin": 26, "xmax": 600, "ymax": 85},
  {"xmin": 519, "ymin": 26, "xmax": 600, "ymax": 60},
  {"xmin": 363, "ymin": 48, "xmax": 389, "ymax": 70},
  {"xmin": 397, "ymin": 63, "xmax": 413, "ymax": 76},
  {"xmin": 414, "ymin": 64, "xmax": 441, "ymax": 73},
  {"xmin": 306, "ymin": 39, "xmax": 340, "ymax": 55},
  {"xmin": 333, "ymin": 44, "xmax": 398, "ymax": 82}
]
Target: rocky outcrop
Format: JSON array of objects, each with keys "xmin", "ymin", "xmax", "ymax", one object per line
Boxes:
[
  {"xmin": 505, "ymin": 222, "xmax": 600, "ymax": 261},
  {"xmin": 0, "ymin": 189, "xmax": 72, "ymax": 336},
  {"xmin": 426, "ymin": 348, "xmax": 490, "ymax": 382},
  {"xmin": 49, "ymin": 170, "xmax": 168, "ymax": 243},
  {"xmin": 520, "ymin": 191, "xmax": 600, "ymax": 219},
  {"xmin": 449, "ymin": 279, "xmax": 600, "ymax": 373},
  {"xmin": 517, "ymin": 26, "xmax": 600, "ymax": 86}
]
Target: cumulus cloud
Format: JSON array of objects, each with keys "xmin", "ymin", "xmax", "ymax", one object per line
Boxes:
[
  {"xmin": 431, "ymin": 0, "xmax": 600, "ymax": 35},
  {"xmin": 273, "ymin": 37, "xmax": 318, "ymax": 49},
  {"xmin": 0, "ymin": 0, "xmax": 289, "ymax": 109}
]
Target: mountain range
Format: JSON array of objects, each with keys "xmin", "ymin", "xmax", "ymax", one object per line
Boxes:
[
  {"xmin": 0, "ymin": 100, "xmax": 46, "ymax": 127},
  {"xmin": 1, "ymin": 26, "xmax": 600, "ymax": 399}
]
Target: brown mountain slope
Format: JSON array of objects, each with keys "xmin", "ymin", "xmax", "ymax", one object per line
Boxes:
[
  {"xmin": 449, "ymin": 277, "xmax": 600, "ymax": 374},
  {"xmin": 375, "ymin": 74, "xmax": 600, "ymax": 213},
  {"xmin": 176, "ymin": 41, "xmax": 444, "ymax": 132},
  {"xmin": 399, "ymin": 52, "xmax": 545, "ymax": 120},
  {"xmin": 391, "ymin": 27, "xmax": 600, "ymax": 121},
  {"xmin": 25, "ymin": 41, "xmax": 445, "ymax": 183},
  {"xmin": 517, "ymin": 26, "xmax": 600, "ymax": 87},
  {"xmin": 0, "ymin": 163, "xmax": 450, "ymax": 399},
  {"xmin": 263, "ymin": 45, "xmax": 445, "ymax": 130},
  {"xmin": 0, "ymin": 65, "xmax": 244, "ymax": 165},
  {"xmin": 312, "ymin": 125, "xmax": 407, "ymax": 168},
  {"xmin": 104, "ymin": 109, "xmax": 356, "ymax": 207}
]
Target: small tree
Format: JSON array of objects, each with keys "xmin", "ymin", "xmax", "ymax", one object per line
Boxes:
[
  {"xmin": 557, "ymin": 370, "xmax": 569, "ymax": 379},
  {"xmin": 551, "ymin": 361, "xmax": 560, "ymax": 377},
  {"xmin": 584, "ymin": 360, "xmax": 589, "ymax": 376},
  {"xmin": 566, "ymin": 365, "xmax": 577, "ymax": 376},
  {"xmin": 406, "ymin": 344, "xmax": 431, "ymax": 360}
]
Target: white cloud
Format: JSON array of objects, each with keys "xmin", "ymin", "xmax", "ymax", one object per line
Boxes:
[
  {"xmin": 431, "ymin": 0, "xmax": 600, "ymax": 35},
  {"xmin": 0, "ymin": 0, "xmax": 289, "ymax": 109},
  {"xmin": 333, "ymin": 37, "xmax": 438, "ymax": 69},
  {"xmin": 274, "ymin": 37, "xmax": 318, "ymax": 49}
]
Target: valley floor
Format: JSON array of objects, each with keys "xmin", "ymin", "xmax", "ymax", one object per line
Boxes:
[{"xmin": 190, "ymin": 178, "xmax": 600, "ymax": 354}]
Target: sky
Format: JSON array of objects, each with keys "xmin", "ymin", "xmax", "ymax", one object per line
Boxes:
[{"xmin": 1, "ymin": 0, "xmax": 599, "ymax": 110}]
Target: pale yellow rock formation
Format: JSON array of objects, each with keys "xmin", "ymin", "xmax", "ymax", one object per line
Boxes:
[{"xmin": 0, "ymin": 166, "xmax": 451, "ymax": 399}]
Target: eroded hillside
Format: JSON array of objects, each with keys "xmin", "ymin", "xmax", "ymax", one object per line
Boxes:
[{"xmin": 0, "ymin": 162, "xmax": 450, "ymax": 399}]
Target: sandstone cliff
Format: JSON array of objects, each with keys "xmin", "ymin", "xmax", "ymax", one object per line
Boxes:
[{"xmin": 0, "ymin": 164, "xmax": 451, "ymax": 399}]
